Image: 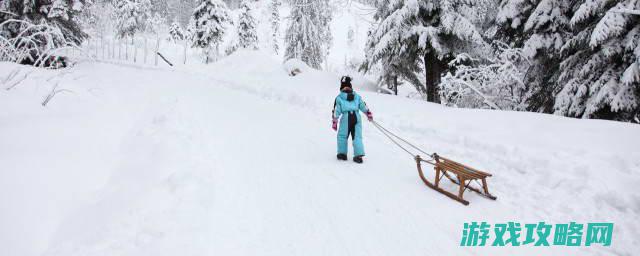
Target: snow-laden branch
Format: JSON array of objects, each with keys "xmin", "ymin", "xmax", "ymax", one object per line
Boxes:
[
  {"xmin": 0, "ymin": 19, "xmax": 85, "ymax": 67},
  {"xmin": 611, "ymin": 8, "xmax": 640, "ymax": 15},
  {"xmin": 440, "ymin": 43, "xmax": 530, "ymax": 111}
]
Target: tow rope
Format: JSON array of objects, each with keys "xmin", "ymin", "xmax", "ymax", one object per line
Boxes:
[{"xmin": 370, "ymin": 120, "xmax": 436, "ymax": 165}]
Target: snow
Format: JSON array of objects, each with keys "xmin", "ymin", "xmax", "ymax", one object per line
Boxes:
[{"xmin": 1, "ymin": 50, "xmax": 639, "ymax": 255}]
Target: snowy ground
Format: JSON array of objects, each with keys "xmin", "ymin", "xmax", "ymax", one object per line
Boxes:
[{"xmin": 1, "ymin": 51, "xmax": 639, "ymax": 256}]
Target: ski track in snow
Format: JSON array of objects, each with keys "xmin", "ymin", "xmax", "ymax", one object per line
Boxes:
[{"xmin": 1, "ymin": 55, "xmax": 639, "ymax": 256}]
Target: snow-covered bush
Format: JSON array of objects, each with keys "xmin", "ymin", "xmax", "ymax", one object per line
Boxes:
[
  {"xmin": 0, "ymin": 0, "xmax": 88, "ymax": 44},
  {"xmin": 0, "ymin": 0, "xmax": 87, "ymax": 67},
  {"xmin": 283, "ymin": 58, "xmax": 310, "ymax": 76},
  {"xmin": 0, "ymin": 19, "xmax": 78, "ymax": 68},
  {"xmin": 440, "ymin": 42, "xmax": 530, "ymax": 110}
]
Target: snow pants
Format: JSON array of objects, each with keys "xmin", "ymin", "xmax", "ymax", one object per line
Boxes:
[{"xmin": 337, "ymin": 111, "xmax": 364, "ymax": 156}]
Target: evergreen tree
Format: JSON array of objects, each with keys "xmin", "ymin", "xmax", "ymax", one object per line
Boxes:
[
  {"xmin": 185, "ymin": 19, "xmax": 196, "ymax": 42},
  {"xmin": 237, "ymin": 0, "xmax": 258, "ymax": 50},
  {"xmin": 114, "ymin": 0, "xmax": 152, "ymax": 39},
  {"xmin": 0, "ymin": 0, "xmax": 88, "ymax": 44},
  {"xmin": 148, "ymin": 12, "xmax": 166, "ymax": 34},
  {"xmin": 317, "ymin": 0, "xmax": 333, "ymax": 67},
  {"xmin": 361, "ymin": 0, "xmax": 485, "ymax": 102},
  {"xmin": 269, "ymin": 0, "xmax": 282, "ymax": 54},
  {"xmin": 554, "ymin": 0, "xmax": 640, "ymax": 121},
  {"xmin": 150, "ymin": 0, "xmax": 170, "ymax": 20},
  {"xmin": 520, "ymin": 0, "xmax": 573, "ymax": 112},
  {"xmin": 190, "ymin": 0, "xmax": 230, "ymax": 63},
  {"xmin": 169, "ymin": 18, "xmax": 184, "ymax": 41},
  {"xmin": 284, "ymin": 0, "xmax": 331, "ymax": 69},
  {"xmin": 494, "ymin": 0, "xmax": 539, "ymax": 47}
]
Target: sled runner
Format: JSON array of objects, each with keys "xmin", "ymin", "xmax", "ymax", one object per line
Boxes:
[{"xmin": 415, "ymin": 154, "xmax": 496, "ymax": 205}]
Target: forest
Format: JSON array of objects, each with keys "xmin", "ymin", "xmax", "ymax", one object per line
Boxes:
[{"xmin": 1, "ymin": 0, "xmax": 639, "ymax": 123}]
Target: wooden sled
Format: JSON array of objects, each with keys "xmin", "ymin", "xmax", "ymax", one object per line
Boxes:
[{"xmin": 415, "ymin": 153, "xmax": 496, "ymax": 205}]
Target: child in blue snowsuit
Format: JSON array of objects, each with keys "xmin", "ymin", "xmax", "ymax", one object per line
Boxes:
[{"xmin": 332, "ymin": 76, "xmax": 373, "ymax": 164}]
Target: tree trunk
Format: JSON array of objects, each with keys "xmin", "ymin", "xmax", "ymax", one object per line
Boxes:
[
  {"xmin": 393, "ymin": 75, "xmax": 398, "ymax": 96},
  {"xmin": 424, "ymin": 50, "xmax": 444, "ymax": 103}
]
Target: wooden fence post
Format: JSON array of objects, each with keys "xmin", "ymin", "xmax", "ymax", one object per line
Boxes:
[
  {"xmin": 133, "ymin": 36, "xmax": 137, "ymax": 63},
  {"xmin": 183, "ymin": 39, "xmax": 188, "ymax": 65},
  {"xmin": 118, "ymin": 40, "xmax": 122, "ymax": 60},
  {"xmin": 144, "ymin": 36, "xmax": 148, "ymax": 64},
  {"xmin": 95, "ymin": 38, "xmax": 99, "ymax": 57},
  {"xmin": 154, "ymin": 35, "xmax": 160, "ymax": 66},
  {"xmin": 125, "ymin": 37, "xmax": 129, "ymax": 61}
]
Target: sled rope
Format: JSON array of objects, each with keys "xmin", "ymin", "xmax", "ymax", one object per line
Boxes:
[{"xmin": 370, "ymin": 120, "xmax": 435, "ymax": 163}]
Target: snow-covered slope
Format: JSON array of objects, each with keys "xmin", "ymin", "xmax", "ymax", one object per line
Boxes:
[{"xmin": 1, "ymin": 52, "xmax": 639, "ymax": 256}]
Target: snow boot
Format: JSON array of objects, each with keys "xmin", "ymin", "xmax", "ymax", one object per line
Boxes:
[
  {"xmin": 337, "ymin": 153, "xmax": 347, "ymax": 161},
  {"xmin": 353, "ymin": 156, "xmax": 363, "ymax": 164}
]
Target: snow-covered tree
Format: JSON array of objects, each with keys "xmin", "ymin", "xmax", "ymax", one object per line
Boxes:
[
  {"xmin": 150, "ymin": 0, "xmax": 171, "ymax": 20},
  {"xmin": 0, "ymin": 0, "xmax": 88, "ymax": 66},
  {"xmin": 190, "ymin": 0, "xmax": 230, "ymax": 63},
  {"xmin": 0, "ymin": 0, "xmax": 87, "ymax": 44},
  {"xmin": 519, "ymin": 0, "xmax": 573, "ymax": 112},
  {"xmin": 494, "ymin": 0, "xmax": 539, "ymax": 47},
  {"xmin": 80, "ymin": 1, "xmax": 116, "ymax": 39},
  {"xmin": 169, "ymin": 18, "xmax": 184, "ymax": 41},
  {"xmin": 114, "ymin": 0, "xmax": 152, "ymax": 39},
  {"xmin": 344, "ymin": 25, "xmax": 362, "ymax": 72},
  {"xmin": 284, "ymin": 0, "xmax": 332, "ymax": 69},
  {"xmin": 361, "ymin": 0, "xmax": 486, "ymax": 102},
  {"xmin": 147, "ymin": 12, "xmax": 166, "ymax": 37},
  {"xmin": 237, "ymin": 0, "xmax": 258, "ymax": 50},
  {"xmin": 185, "ymin": 19, "xmax": 196, "ymax": 41},
  {"xmin": 269, "ymin": 0, "xmax": 282, "ymax": 54},
  {"xmin": 317, "ymin": 0, "xmax": 333, "ymax": 68},
  {"xmin": 347, "ymin": 26, "xmax": 355, "ymax": 50},
  {"xmin": 554, "ymin": 0, "xmax": 640, "ymax": 121}
]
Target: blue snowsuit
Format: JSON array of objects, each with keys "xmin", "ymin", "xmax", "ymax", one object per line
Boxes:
[{"xmin": 333, "ymin": 91, "xmax": 370, "ymax": 156}]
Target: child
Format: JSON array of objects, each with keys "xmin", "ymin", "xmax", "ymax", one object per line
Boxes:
[{"xmin": 332, "ymin": 76, "xmax": 373, "ymax": 164}]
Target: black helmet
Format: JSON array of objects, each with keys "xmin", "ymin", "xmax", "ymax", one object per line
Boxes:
[{"xmin": 340, "ymin": 76, "xmax": 352, "ymax": 90}]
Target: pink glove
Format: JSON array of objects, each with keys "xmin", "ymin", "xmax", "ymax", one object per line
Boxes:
[
  {"xmin": 332, "ymin": 118, "xmax": 338, "ymax": 131},
  {"xmin": 366, "ymin": 111, "xmax": 373, "ymax": 121}
]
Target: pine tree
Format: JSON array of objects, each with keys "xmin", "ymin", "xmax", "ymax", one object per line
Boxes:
[
  {"xmin": 494, "ymin": 0, "xmax": 539, "ymax": 47},
  {"xmin": 190, "ymin": 0, "xmax": 230, "ymax": 63},
  {"xmin": 361, "ymin": 0, "xmax": 485, "ymax": 102},
  {"xmin": 554, "ymin": 0, "xmax": 640, "ymax": 121},
  {"xmin": 169, "ymin": 18, "xmax": 184, "ymax": 41},
  {"xmin": 148, "ymin": 12, "xmax": 166, "ymax": 34},
  {"xmin": 519, "ymin": 0, "xmax": 573, "ymax": 112},
  {"xmin": 269, "ymin": 0, "xmax": 282, "ymax": 54},
  {"xmin": 114, "ymin": 0, "xmax": 152, "ymax": 39},
  {"xmin": 0, "ymin": 0, "xmax": 88, "ymax": 44},
  {"xmin": 284, "ymin": 0, "xmax": 330, "ymax": 69},
  {"xmin": 237, "ymin": 0, "xmax": 258, "ymax": 50},
  {"xmin": 317, "ymin": 0, "xmax": 333, "ymax": 67}
]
